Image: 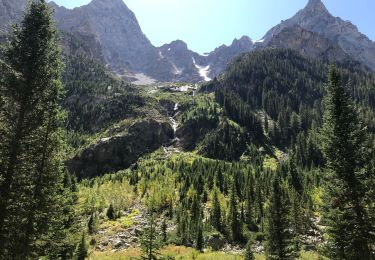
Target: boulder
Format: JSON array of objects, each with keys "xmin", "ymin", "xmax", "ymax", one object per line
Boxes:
[
  {"xmin": 205, "ymin": 233, "xmax": 226, "ymax": 251},
  {"xmin": 113, "ymin": 239, "xmax": 124, "ymax": 248}
]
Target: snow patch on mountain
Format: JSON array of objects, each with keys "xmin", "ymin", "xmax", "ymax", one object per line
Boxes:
[{"xmin": 192, "ymin": 58, "xmax": 211, "ymax": 82}]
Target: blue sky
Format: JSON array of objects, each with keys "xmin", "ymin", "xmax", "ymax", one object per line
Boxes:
[{"xmin": 50, "ymin": 0, "xmax": 375, "ymax": 54}]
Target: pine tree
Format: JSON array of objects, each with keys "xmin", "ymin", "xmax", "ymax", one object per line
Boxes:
[
  {"xmin": 211, "ymin": 187, "xmax": 222, "ymax": 232},
  {"xmin": 190, "ymin": 193, "xmax": 201, "ymax": 231},
  {"xmin": 88, "ymin": 213, "xmax": 95, "ymax": 234},
  {"xmin": 266, "ymin": 175, "xmax": 297, "ymax": 259},
  {"xmin": 47, "ymin": 171, "xmax": 80, "ymax": 259},
  {"xmin": 244, "ymin": 239, "xmax": 255, "ymax": 260},
  {"xmin": 196, "ymin": 211, "xmax": 204, "ymax": 252},
  {"xmin": 162, "ymin": 217, "xmax": 168, "ymax": 244},
  {"xmin": 229, "ymin": 181, "xmax": 242, "ymax": 242},
  {"xmin": 0, "ymin": 0, "xmax": 74, "ymax": 258},
  {"xmin": 75, "ymin": 233, "xmax": 88, "ymax": 260},
  {"xmin": 107, "ymin": 203, "xmax": 115, "ymax": 220},
  {"xmin": 321, "ymin": 66, "xmax": 375, "ymax": 259},
  {"xmin": 141, "ymin": 210, "xmax": 160, "ymax": 260}
]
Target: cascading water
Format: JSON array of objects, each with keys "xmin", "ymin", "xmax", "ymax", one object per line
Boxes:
[
  {"xmin": 164, "ymin": 103, "xmax": 181, "ymax": 155},
  {"xmin": 169, "ymin": 103, "xmax": 179, "ymax": 141}
]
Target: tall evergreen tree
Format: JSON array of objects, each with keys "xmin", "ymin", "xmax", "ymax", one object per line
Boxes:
[
  {"xmin": 211, "ymin": 187, "xmax": 222, "ymax": 232},
  {"xmin": 161, "ymin": 217, "xmax": 168, "ymax": 244},
  {"xmin": 75, "ymin": 233, "xmax": 88, "ymax": 260},
  {"xmin": 107, "ymin": 203, "xmax": 115, "ymax": 220},
  {"xmin": 196, "ymin": 210, "xmax": 204, "ymax": 252},
  {"xmin": 0, "ymin": 0, "xmax": 75, "ymax": 258},
  {"xmin": 229, "ymin": 181, "xmax": 242, "ymax": 242},
  {"xmin": 266, "ymin": 175, "xmax": 297, "ymax": 260},
  {"xmin": 141, "ymin": 210, "xmax": 160, "ymax": 260},
  {"xmin": 321, "ymin": 66, "xmax": 375, "ymax": 259}
]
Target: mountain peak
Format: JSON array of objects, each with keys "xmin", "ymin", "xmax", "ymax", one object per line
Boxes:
[
  {"xmin": 89, "ymin": 0, "xmax": 126, "ymax": 9},
  {"xmin": 304, "ymin": 0, "xmax": 329, "ymax": 13},
  {"xmin": 233, "ymin": 35, "xmax": 252, "ymax": 43}
]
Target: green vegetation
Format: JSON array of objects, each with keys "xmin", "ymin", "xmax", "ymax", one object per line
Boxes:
[
  {"xmin": 1, "ymin": 2, "xmax": 375, "ymax": 258},
  {"xmin": 321, "ymin": 66, "xmax": 375, "ymax": 259},
  {"xmin": 0, "ymin": 1, "xmax": 78, "ymax": 258}
]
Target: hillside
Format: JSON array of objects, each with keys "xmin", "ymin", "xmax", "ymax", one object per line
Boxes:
[
  {"xmin": 62, "ymin": 48, "xmax": 375, "ymax": 258},
  {"xmin": 1, "ymin": 0, "xmax": 375, "ymax": 259}
]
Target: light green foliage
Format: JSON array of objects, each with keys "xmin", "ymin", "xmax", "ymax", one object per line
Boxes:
[{"xmin": 78, "ymin": 179, "xmax": 135, "ymax": 215}]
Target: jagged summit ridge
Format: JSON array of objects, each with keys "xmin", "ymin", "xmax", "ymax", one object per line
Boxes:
[
  {"xmin": 88, "ymin": 0, "xmax": 128, "ymax": 10},
  {"xmin": 257, "ymin": 0, "xmax": 375, "ymax": 71},
  {"xmin": 305, "ymin": 0, "xmax": 328, "ymax": 11}
]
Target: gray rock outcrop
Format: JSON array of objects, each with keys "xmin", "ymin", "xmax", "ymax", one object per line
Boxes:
[
  {"xmin": 257, "ymin": 0, "xmax": 375, "ymax": 71},
  {"xmin": 67, "ymin": 119, "xmax": 173, "ymax": 178}
]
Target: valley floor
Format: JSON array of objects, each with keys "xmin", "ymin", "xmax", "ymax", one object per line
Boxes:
[{"xmin": 90, "ymin": 246, "xmax": 321, "ymax": 260}]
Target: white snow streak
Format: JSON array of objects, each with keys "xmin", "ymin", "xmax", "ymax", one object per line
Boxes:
[{"xmin": 192, "ymin": 58, "xmax": 211, "ymax": 82}]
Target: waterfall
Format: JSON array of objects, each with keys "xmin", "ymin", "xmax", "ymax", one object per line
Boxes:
[{"xmin": 169, "ymin": 103, "xmax": 179, "ymax": 141}]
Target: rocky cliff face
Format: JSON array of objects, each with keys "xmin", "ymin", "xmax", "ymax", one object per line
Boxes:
[
  {"xmin": 157, "ymin": 40, "xmax": 202, "ymax": 82},
  {"xmin": 50, "ymin": 0, "xmax": 254, "ymax": 83},
  {"xmin": 0, "ymin": 0, "xmax": 26, "ymax": 33},
  {"xmin": 0, "ymin": 0, "xmax": 257, "ymax": 83},
  {"xmin": 68, "ymin": 119, "xmax": 173, "ymax": 178},
  {"xmin": 206, "ymin": 36, "xmax": 254, "ymax": 77},
  {"xmin": 157, "ymin": 37, "xmax": 255, "ymax": 82},
  {"xmin": 51, "ymin": 0, "xmax": 177, "ymax": 82},
  {"xmin": 266, "ymin": 25, "xmax": 352, "ymax": 64},
  {"xmin": 257, "ymin": 0, "xmax": 375, "ymax": 71}
]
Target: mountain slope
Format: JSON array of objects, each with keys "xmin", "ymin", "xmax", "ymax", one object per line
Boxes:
[
  {"xmin": 0, "ymin": 0, "xmax": 27, "ymax": 33},
  {"xmin": 2, "ymin": 0, "xmax": 375, "ymax": 81},
  {"xmin": 257, "ymin": 0, "xmax": 375, "ymax": 71},
  {"xmin": 0, "ymin": 0, "xmax": 259, "ymax": 83},
  {"xmin": 51, "ymin": 0, "xmax": 177, "ymax": 82},
  {"xmin": 205, "ymin": 36, "xmax": 254, "ymax": 77}
]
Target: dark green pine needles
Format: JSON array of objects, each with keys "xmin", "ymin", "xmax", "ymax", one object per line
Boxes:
[
  {"xmin": 0, "ymin": 0, "xmax": 78, "ymax": 258},
  {"xmin": 321, "ymin": 66, "xmax": 375, "ymax": 259}
]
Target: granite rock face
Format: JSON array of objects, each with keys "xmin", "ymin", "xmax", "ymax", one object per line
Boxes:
[
  {"xmin": 67, "ymin": 119, "xmax": 174, "ymax": 178},
  {"xmin": 51, "ymin": 0, "xmax": 176, "ymax": 82},
  {"xmin": 206, "ymin": 36, "xmax": 254, "ymax": 77},
  {"xmin": 0, "ymin": 0, "xmax": 27, "ymax": 33},
  {"xmin": 266, "ymin": 25, "xmax": 352, "ymax": 64},
  {"xmin": 257, "ymin": 0, "xmax": 375, "ymax": 71},
  {"xmin": 0, "ymin": 0, "xmax": 255, "ymax": 83}
]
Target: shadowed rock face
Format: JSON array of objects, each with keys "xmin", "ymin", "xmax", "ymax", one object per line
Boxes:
[
  {"xmin": 266, "ymin": 25, "xmax": 352, "ymax": 64},
  {"xmin": 51, "ymin": 0, "xmax": 175, "ymax": 81},
  {"xmin": 67, "ymin": 119, "xmax": 174, "ymax": 178},
  {"xmin": 257, "ymin": 0, "xmax": 375, "ymax": 71},
  {"xmin": 0, "ymin": 0, "xmax": 27, "ymax": 32},
  {"xmin": 206, "ymin": 36, "xmax": 254, "ymax": 77}
]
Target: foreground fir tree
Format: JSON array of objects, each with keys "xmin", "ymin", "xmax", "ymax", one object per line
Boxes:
[
  {"xmin": 0, "ymin": 0, "xmax": 78, "ymax": 258},
  {"xmin": 266, "ymin": 175, "xmax": 298, "ymax": 260},
  {"xmin": 321, "ymin": 66, "xmax": 375, "ymax": 259},
  {"xmin": 141, "ymin": 210, "xmax": 160, "ymax": 260}
]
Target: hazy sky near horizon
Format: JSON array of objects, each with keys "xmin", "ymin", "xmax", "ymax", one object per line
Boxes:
[{"xmin": 50, "ymin": 0, "xmax": 375, "ymax": 54}]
